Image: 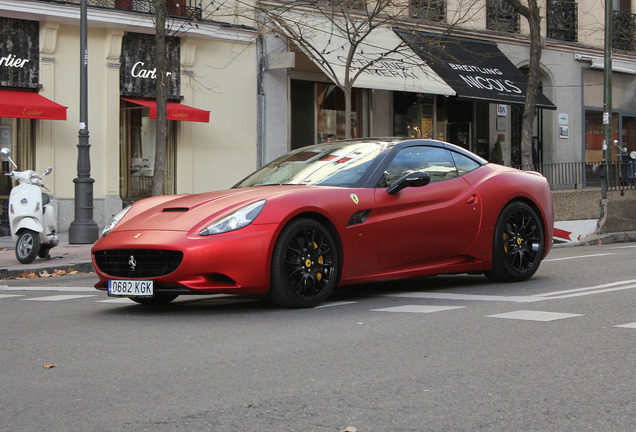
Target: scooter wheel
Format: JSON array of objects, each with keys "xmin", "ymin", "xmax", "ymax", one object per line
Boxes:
[{"xmin": 16, "ymin": 230, "xmax": 41, "ymax": 264}]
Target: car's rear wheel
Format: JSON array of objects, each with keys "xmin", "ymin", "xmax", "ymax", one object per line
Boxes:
[
  {"xmin": 130, "ymin": 294, "xmax": 178, "ymax": 306},
  {"xmin": 270, "ymin": 218, "xmax": 340, "ymax": 308},
  {"xmin": 485, "ymin": 201, "xmax": 545, "ymax": 282}
]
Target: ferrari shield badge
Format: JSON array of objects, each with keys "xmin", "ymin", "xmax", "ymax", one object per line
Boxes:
[{"xmin": 350, "ymin": 193, "xmax": 359, "ymax": 205}]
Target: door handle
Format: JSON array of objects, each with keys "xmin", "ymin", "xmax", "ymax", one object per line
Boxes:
[{"xmin": 466, "ymin": 194, "xmax": 479, "ymax": 205}]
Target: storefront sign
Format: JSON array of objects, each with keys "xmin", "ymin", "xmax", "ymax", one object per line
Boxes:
[
  {"xmin": 0, "ymin": 17, "xmax": 39, "ymax": 89},
  {"xmin": 120, "ymin": 32, "xmax": 181, "ymax": 99}
]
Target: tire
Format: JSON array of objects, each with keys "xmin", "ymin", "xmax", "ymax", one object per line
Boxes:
[
  {"xmin": 270, "ymin": 218, "xmax": 340, "ymax": 308},
  {"xmin": 15, "ymin": 230, "xmax": 41, "ymax": 264},
  {"xmin": 485, "ymin": 202, "xmax": 545, "ymax": 282},
  {"xmin": 130, "ymin": 294, "xmax": 178, "ymax": 306}
]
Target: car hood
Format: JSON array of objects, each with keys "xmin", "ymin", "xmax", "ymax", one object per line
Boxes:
[{"xmin": 116, "ymin": 186, "xmax": 302, "ymax": 233}]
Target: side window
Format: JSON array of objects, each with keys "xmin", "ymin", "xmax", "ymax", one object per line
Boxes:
[
  {"xmin": 451, "ymin": 151, "xmax": 481, "ymax": 175},
  {"xmin": 380, "ymin": 146, "xmax": 458, "ymax": 187}
]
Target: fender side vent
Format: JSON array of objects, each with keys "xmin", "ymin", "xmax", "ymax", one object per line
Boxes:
[{"xmin": 347, "ymin": 210, "xmax": 371, "ymax": 226}]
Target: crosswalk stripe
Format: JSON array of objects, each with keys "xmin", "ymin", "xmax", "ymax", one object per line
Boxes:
[
  {"xmin": 614, "ymin": 322, "xmax": 636, "ymax": 329},
  {"xmin": 372, "ymin": 305, "xmax": 465, "ymax": 313},
  {"xmin": 96, "ymin": 298, "xmax": 133, "ymax": 304},
  {"xmin": 23, "ymin": 295, "xmax": 97, "ymax": 302},
  {"xmin": 486, "ymin": 310, "xmax": 583, "ymax": 322},
  {"xmin": 0, "ymin": 294, "xmax": 23, "ymax": 299}
]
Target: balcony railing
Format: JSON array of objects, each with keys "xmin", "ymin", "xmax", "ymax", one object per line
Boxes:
[
  {"xmin": 410, "ymin": 0, "xmax": 446, "ymax": 22},
  {"xmin": 513, "ymin": 160, "xmax": 636, "ymax": 192},
  {"xmin": 487, "ymin": 0, "xmax": 520, "ymax": 33},
  {"xmin": 38, "ymin": 0, "xmax": 202, "ymax": 20},
  {"xmin": 613, "ymin": 10, "xmax": 636, "ymax": 51},
  {"xmin": 547, "ymin": 0, "xmax": 578, "ymax": 42}
]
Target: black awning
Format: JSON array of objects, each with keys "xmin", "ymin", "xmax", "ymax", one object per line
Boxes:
[{"xmin": 395, "ymin": 29, "xmax": 556, "ymax": 110}]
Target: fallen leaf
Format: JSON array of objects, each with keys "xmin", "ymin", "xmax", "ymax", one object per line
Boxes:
[
  {"xmin": 17, "ymin": 271, "xmax": 38, "ymax": 279},
  {"xmin": 43, "ymin": 363, "xmax": 57, "ymax": 369},
  {"xmin": 341, "ymin": 427, "xmax": 357, "ymax": 432}
]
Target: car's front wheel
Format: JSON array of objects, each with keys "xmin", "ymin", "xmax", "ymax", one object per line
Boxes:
[
  {"xmin": 270, "ymin": 218, "xmax": 340, "ymax": 308},
  {"xmin": 486, "ymin": 201, "xmax": 545, "ymax": 282}
]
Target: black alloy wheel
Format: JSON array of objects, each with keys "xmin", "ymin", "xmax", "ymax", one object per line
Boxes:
[
  {"xmin": 270, "ymin": 218, "xmax": 340, "ymax": 308},
  {"xmin": 16, "ymin": 230, "xmax": 41, "ymax": 264},
  {"xmin": 486, "ymin": 201, "xmax": 545, "ymax": 282}
]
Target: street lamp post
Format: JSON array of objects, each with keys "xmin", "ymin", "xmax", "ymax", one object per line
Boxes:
[
  {"xmin": 601, "ymin": 0, "xmax": 613, "ymax": 199},
  {"xmin": 69, "ymin": 0, "xmax": 99, "ymax": 244}
]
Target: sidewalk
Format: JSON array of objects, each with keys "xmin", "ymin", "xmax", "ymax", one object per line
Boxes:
[
  {"xmin": 0, "ymin": 232, "xmax": 95, "ymax": 279},
  {"xmin": 1, "ymin": 229, "xmax": 635, "ymax": 279}
]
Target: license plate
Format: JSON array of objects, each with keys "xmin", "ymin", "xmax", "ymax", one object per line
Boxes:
[{"xmin": 108, "ymin": 280, "xmax": 154, "ymax": 297}]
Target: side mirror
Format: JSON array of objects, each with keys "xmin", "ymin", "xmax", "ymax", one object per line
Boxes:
[
  {"xmin": 630, "ymin": 151, "xmax": 636, "ymax": 160},
  {"xmin": 387, "ymin": 171, "xmax": 431, "ymax": 195},
  {"xmin": 44, "ymin": 167, "xmax": 53, "ymax": 176}
]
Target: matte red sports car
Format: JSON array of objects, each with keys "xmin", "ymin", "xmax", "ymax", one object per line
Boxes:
[{"xmin": 92, "ymin": 138, "xmax": 553, "ymax": 307}]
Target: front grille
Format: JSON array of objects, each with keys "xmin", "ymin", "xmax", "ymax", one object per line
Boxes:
[{"xmin": 93, "ymin": 249, "xmax": 183, "ymax": 278}]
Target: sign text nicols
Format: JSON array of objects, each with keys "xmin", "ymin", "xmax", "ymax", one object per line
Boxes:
[
  {"xmin": 120, "ymin": 32, "xmax": 181, "ymax": 99},
  {"xmin": 0, "ymin": 17, "xmax": 39, "ymax": 89}
]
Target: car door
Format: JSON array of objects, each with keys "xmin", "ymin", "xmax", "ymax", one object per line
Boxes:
[{"xmin": 374, "ymin": 145, "xmax": 482, "ymax": 270}]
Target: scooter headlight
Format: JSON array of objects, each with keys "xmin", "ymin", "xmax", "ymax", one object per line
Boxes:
[{"xmin": 102, "ymin": 204, "xmax": 133, "ymax": 237}]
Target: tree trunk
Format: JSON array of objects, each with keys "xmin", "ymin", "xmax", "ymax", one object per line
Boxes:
[
  {"xmin": 344, "ymin": 85, "xmax": 353, "ymax": 140},
  {"xmin": 509, "ymin": 0, "xmax": 543, "ymax": 167},
  {"xmin": 152, "ymin": 0, "xmax": 168, "ymax": 196}
]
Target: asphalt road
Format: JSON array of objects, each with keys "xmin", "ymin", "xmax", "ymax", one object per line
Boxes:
[{"xmin": 1, "ymin": 243, "xmax": 635, "ymax": 431}]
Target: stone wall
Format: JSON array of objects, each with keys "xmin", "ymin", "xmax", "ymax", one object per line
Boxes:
[{"xmin": 553, "ymin": 189, "xmax": 636, "ymax": 233}]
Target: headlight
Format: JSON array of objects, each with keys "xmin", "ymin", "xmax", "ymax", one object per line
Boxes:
[
  {"xmin": 199, "ymin": 200, "xmax": 266, "ymax": 236},
  {"xmin": 102, "ymin": 204, "xmax": 133, "ymax": 237}
]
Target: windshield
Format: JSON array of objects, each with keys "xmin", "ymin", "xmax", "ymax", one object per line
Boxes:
[{"xmin": 236, "ymin": 141, "xmax": 390, "ymax": 188}]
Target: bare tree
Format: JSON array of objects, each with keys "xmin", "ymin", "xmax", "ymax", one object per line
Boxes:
[
  {"xmin": 507, "ymin": 0, "xmax": 543, "ymax": 166},
  {"xmin": 255, "ymin": 0, "xmax": 482, "ymax": 140},
  {"xmin": 152, "ymin": 0, "xmax": 169, "ymax": 196}
]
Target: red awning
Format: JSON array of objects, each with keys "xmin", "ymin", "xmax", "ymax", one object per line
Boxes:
[
  {"xmin": 0, "ymin": 89, "xmax": 67, "ymax": 120},
  {"xmin": 122, "ymin": 98, "xmax": 210, "ymax": 123}
]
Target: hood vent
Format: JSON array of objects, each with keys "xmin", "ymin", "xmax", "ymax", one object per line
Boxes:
[{"xmin": 162, "ymin": 207, "xmax": 189, "ymax": 213}]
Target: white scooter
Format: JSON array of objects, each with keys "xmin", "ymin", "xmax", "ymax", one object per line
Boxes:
[{"xmin": 1, "ymin": 148, "xmax": 59, "ymax": 264}]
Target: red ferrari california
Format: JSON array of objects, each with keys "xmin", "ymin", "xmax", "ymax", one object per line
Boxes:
[{"xmin": 92, "ymin": 138, "xmax": 553, "ymax": 307}]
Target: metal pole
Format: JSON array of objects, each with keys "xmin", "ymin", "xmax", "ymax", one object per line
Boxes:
[
  {"xmin": 601, "ymin": 0, "xmax": 613, "ymax": 199},
  {"xmin": 69, "ymin": 0, "xmax": 99, "ymax": 243}
]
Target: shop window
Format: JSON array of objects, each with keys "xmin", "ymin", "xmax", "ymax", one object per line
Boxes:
[
  {"xmin": 316, "ymin": 83, "xmax": 364, "ymax": 143},
  {"xmin": 394, "ymin": 93, "xmax": 435, "ymax": 138},
  {"xmin": 0, "ymin": 118, "xmax": 35, "ymax": 197},
  {"xmin": 120, "ymin": 100, "xmax": 176, "ymax": 201},
  {"xmin": 585, "ymin": 110, "xmax": 619, "ymax": 162}
]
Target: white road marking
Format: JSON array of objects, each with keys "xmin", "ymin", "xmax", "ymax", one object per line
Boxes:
[
  {"xmin": 372, "ymin": 305, "xmax": 465, "ymax": 314},
  {"xmin": 544, "ymin": 253, "xmax": 614, "ymax": 262},
  {"xmin": 387, "ymin": 292, "xmax": 544, "ymax": 303},
  {"xmin": 96, "ymin": 298, "xmax": 133, "ymax": 304},
  {"xmin": 0, "ymin": 294, "xmax": 23, "ymax": 299},
  {"xmin": 0, "ymin": 286, "xmax": 96, "ymax": 292},
  {"xmin": 387, "ymin": 278, "xmax": 636, "ymax": 303},
  {"xmin": 23, "ymin": 295, "xmax": 97, "ymax": 302},
  {"xmin": 487, "ymin": 310, "xmax": 583, "ymax": 322},
  {"xmin": 315, "ymin": 301, "xmax": 357, "ymax": 308},
  {"xmin": 614, "ymin": 322, "xmax": 636, "ymax": 329}
]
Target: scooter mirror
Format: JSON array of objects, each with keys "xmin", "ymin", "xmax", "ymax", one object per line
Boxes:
[
  {"xmin": 1, "ymin": 147, "xmax": 10, "ymax": 160},
  {"xmin": 630, "ymin": 151, "xmax": 636, "ymax": 160},
  {"xmin": 44, "ymin": 167, "xmax": 53, "ymax": 176},
  {"xmin": 1, "ymin": 147, "xmax": 18, "ymax": 168}
]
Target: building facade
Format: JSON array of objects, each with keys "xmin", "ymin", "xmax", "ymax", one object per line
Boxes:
[
  {"xmin": 260, "ymin": 0, "xmax": 636, "ymax": 172},
  {"xmin": 0, "ymin": 0, "xmax": 259, "ymax": 234}
]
